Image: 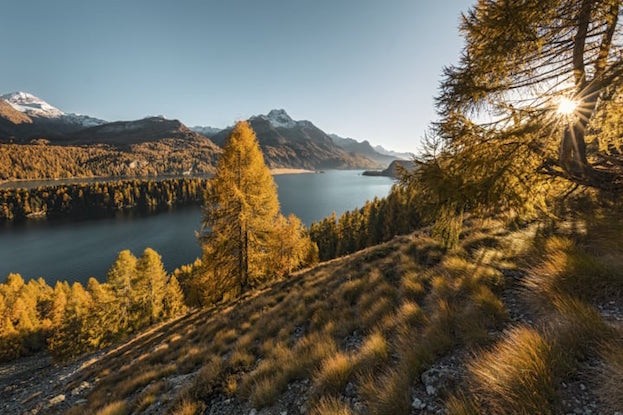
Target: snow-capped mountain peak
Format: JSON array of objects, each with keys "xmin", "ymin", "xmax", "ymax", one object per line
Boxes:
[
  {"xmin": 191, "ymin": 125, "xmax": 222, "ymax": 137},
  {"xmin": 0, "ymin": 91, "xmax": 106, "ymax": 127},
  {"xmin": 253, "ymin": 109, "xmax": 308, "ymax": 129},
  {"xmin": 1, "ymin": 91, "xmax": 64, "ymax": 118},
  {"xmin": 266, "ymin": 109, "xmax": 294, "ymax": 126}
]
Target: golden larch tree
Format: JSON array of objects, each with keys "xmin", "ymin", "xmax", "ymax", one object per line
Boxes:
[{"xmin": 200, "ymin": 121, "xmax": 313, "ymax": 301}]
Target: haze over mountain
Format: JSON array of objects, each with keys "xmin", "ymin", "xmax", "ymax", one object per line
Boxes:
[
  {"xmin": 329, "ymin": 133, "xmax": 399, "ymax": 166},
  {"xmin": 373, "ymin": 144, "xmax": 413, "ymax": 160}
]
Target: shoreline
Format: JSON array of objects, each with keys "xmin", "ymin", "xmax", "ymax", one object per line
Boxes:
[
  {"xmin": 270, "ymin": 168, "xmax": 316, "ymax": 175},
  {"xmin": 0, "ymin": 170, "xmax": 317, "ymax": 189}
]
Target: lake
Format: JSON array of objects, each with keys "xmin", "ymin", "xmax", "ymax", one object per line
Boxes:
[{"xmin": 0, "ymin": 171, "xmax": 393, "ymax": 284}]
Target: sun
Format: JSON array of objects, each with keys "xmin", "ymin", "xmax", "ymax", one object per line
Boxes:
[{"xmin": 557, "ymin": 97, "xmax": 578, "ymax": 115}]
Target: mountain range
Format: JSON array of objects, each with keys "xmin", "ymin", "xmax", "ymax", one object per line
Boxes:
[
  {"xmin": 209, "ymin": 109, "xmax": 380, "ymax": 170},
  {"xmin": 0, "ymin": 92, "xmax": 409, "ymax": 179}
]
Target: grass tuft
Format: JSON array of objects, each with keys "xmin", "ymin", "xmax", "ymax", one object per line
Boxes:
[
  {"xmin": 310, "ymin": 396, "xmax": 354, "ymax": 415},
  {"xmin": 94, "ymin": 401, "xmax": 128, "ymax": 415},
  {"xmin": 598, "ymin": 342, "xmax": 623, "ymax": 411},
  {"xmin": 313, "ymin": 352, "xmax": 354, "ymax": 396},
  {"xmin": 362, "ymin": 368, "xmax": 411, "ymax": 415},
  {"xmin": 525, "ymin": 236, "xmax": 623, "ymax": 302},
  {"xmin": 355, "ymin": 330, "xmax": 389, "ymax": 370},
  {"xmin": 467, "ymin": 325, "xmax": 557, "ymax": 415},
  {"xmin": 171, "ymin": 399, "xmax": 202, "ymax": 415}
]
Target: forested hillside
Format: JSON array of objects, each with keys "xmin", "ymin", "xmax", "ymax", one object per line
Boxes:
[
  {"xmin": 0, "ymin": 140, "xmax": 220, "ymax": 181},
  {"xmin": 0, "ymin": 178, "xmax": 208, "ymax": 221}
]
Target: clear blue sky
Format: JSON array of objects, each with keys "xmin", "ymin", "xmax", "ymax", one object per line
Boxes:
[{"xmin": 0, "ymin": 0, "xmax": 474, "ymax": 153}]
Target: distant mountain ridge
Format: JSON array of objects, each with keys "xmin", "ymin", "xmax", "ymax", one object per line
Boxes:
[
  {"xmin": 329, "ymin": 133, "xmax": 397, "ymax": 166},
  {"xmin": 190, "ymin": 125, "xmax": 222, "ymax": 137},
  {"xmin": 1, "ymin": 91, "xmax": 106, "ymax": 129},
  {"xmin": 373, "ymin": 144, "xmax": 413, "ymax": 161},
  {"xmin": 0, "ymin": 92, "xmax": 222, "ymax": 180},
  {"xmin": 211, "ymin": 109, "xmax": 381, "ymax": 170},
  {"xmin": 0, "ymin": 92, "xmax": 409, "ymax": 177}
]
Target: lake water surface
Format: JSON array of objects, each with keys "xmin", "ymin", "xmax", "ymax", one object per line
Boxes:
[{"xmin": 0, "ymin": 171, "xmax": 393, "ymax": 284}]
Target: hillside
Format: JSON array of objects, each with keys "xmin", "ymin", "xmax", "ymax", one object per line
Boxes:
[
  {"xmin": 0, "ymin": 93, "xmax": 223, "ymax": 180},
  {"xmin": 0, "ymin": 137, "xmax": 221, "ymax": 180},
  {"xmin": 3, "ymin": 215, "xmax": 620, "ymax": 414},
  {"xmin": 329, "ymin": 134, "xmax": 397, "ymax": 167},
  {"xmin": 363, "ymin": 160, "xmax": 417, "ymax": 178},
  {"xmin": 212, "ymin": 110, "xmax": 381, "ymax": 170}
]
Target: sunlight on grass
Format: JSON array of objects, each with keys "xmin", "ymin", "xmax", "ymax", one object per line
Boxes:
[
  {"xmin": 467, "ymin": 326, "xmax": 557, "ymax": 415},
  {"xmin": 94, "ymin": 401, "xmax": 128, "ymax": 415}
]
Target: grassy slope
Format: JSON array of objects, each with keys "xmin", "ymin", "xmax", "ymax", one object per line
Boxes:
[{"xmin": 29, "ymin": 215, "xmax": 622, "ymax": 414}]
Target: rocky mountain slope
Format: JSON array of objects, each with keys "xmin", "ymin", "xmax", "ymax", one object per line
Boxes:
[
  {"xmin": 329, "ymin": 134, "xmax": 397, "ymax": 167},
  {"xmin": 0, "ymin": 94, "xmax": 397, "ymax": 174},
  {"xmin": 0, "ymin": 92, "xmax": 106, "ymax": 141},
  {"xmin": 59, "ymin": 117, "xmax": 214, "ymax": 147},
  {"xmin": 3, "ymin": 216, "xmax": 620, "ymax": 414},
  {"xmin": 191, "ymin": 125, "xmax": 222, "ymax": 137},
  {"xmin": 211, "ymin": 110, "xmax": 382, "ymax": 170},
  {"xmin": 0, "ymin": 93, "xmax": 223, "ymax": 180}
]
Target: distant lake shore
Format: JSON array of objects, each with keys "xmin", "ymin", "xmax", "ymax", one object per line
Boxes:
[{"xmin": 0, "ymin": 168, "xmax": 317, "ymax": 190}]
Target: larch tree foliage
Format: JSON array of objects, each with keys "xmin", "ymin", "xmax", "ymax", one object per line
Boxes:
[
  {"xmin": 163, "ymin": 275, "xmax": 187, "ymax": 318},
  {"xmin": 136, "ymin": 248, "xmax": 168, "ymax": 325},
  {"xmin": 200, "ymin": 121, "xmax": 314, "ymax": 302},
  {"xmin": 410, "ymin": 0, "xmax": 623, "ymax": 235},
  {"xmin": 106, "ymin": 249, "xmax": 138, "ymax": 333}
]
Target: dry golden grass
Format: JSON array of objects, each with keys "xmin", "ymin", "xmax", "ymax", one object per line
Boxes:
[
  {"xmin": 116, "ymin": 364, "xmax": 176, "ymax": 398},
  {"xmin": 312, "ymin": 352, "xmax": 354, "ymax": 396},
  {"xmin": 355, "ymin": 330, "xmax": 389, "ymax": 370},
  {"xmin": 94, "ymin": 400, "xmax": 128, "ymax": 415},
  {"xmin": 241, "ymin": 333, "xmax": 339, "ymax": 408},
  {"xmin": 54, "ymin": 228, "xmax": 529, "ymax": 414},
  {"xmin": 310, "ymin": 396, "xmax": 354, "ymax": 415},
  {"xmin": 525, "ymin": 235, "xmax": 623, "ymax": 303},
  {"xmin": 170, "ymin": 399, "xmax": 202, "ymax": 415},
  {"xmin": 598, "ymin": 342, "xmax": 623, "ymax": 411},
  {"xmin": 133, "ymin": 380, "xmax": 165, "ymax": 412},
  {"xmin": 183, "ymin": 356, "xmax": 223, "ymax": 400},
  {"xmin": 362, "ymin": 368, "xmax": 411, "ymax": 415},
  {"xmin": 550, "ymin": 296, "xmax": 613, "ymax": 364},
  {"xmin": 444, "ymin": 394, "xmax": 480, "ymax": 415},
  {"xmin": 467, "ymin": 325, "xmax": 557, "ymax": 415},
  {"xmin": 228, "ymin": 347, "xmax": 256, "ymax": 369}
]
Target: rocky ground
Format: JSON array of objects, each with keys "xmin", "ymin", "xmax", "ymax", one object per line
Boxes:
[{"xmin": 0, "ymin": 350, "xmax": 103, "ymax": 414}]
